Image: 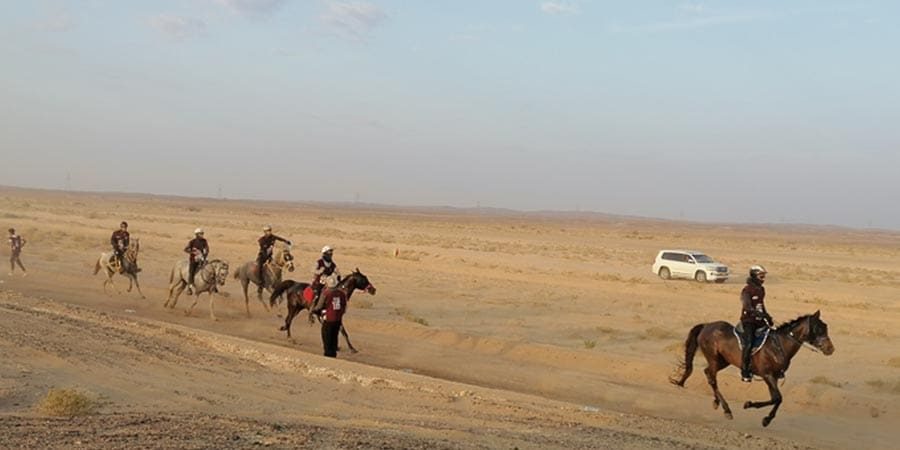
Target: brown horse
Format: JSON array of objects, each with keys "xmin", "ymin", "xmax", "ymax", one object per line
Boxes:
[{"xmin": 670, "ymin": 311, "xmax": 834, "ymax": 427}]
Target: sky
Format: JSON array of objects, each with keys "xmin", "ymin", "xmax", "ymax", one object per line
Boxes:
[{"xmin": 1, "ymin": 0, "xmax": 898, "ymax": 228}]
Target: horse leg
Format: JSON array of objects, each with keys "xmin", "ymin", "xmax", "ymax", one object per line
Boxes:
[
  {"xmin": 744, "ymin": 374, "xmax": 783, "ymax": 427},
  {"xmin": 704, "ymin": 361, "xmax": 732, "ymax": 419},
  {"xmin": 171, "ymin": 283, "xmax": 186, "ymax": 309},
  {"xmin": 132, "ymin": 275, "xmax": 146, "ymax": 299},
  {"xmin": 208, "ymin": 291, "xmax": 217, "ymax": 321},
  {"xmin": 255, "ymin": 285, "xmax": 271, "ymax": 314},
  {"xmin": 186, "ymin": 291, "xmax": 200, "ymax": 317},
  {"xmin": 283, "ymin": 302, "xmax": 301, "ymax": 338},
  {"xmin": 761, "ymin": 375, "xmax": 783, "ymax": 427},
  {"xmin": 339, "ymin": 325, "xmax": 357, "ymax": 354},
  {"xmin": 240, "ymin": 278, "xmax": 252, "ymax": 318}
]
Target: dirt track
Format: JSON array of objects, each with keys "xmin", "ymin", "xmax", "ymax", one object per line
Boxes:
[{"xmin": 1, "ymin": 187, "xmax": 898, "ymax": 448}]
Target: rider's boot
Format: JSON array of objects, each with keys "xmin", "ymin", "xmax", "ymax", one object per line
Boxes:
[{"xmin": 740, "ymin": 344, "xmax": 753, "ymax": 382}]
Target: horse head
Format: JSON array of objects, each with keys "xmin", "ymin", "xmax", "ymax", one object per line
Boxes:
[
  {"xmin": 213, "ymin": 260, "xmax": 230, "ymax": 286},
  {"xmin": 278, "ymin": 246, "xmax": 295, "ymax": 272},
  {"xmin": 806, "ymin": 311, "xmax": 834, "ymax": 355},
  {"xmin": 349, "ymin": 268, "xmax": 376, "ymax": 295}
]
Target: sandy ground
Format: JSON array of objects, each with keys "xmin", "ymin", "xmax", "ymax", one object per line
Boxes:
[{"xmin": 1, "ymin": 186, "xmax": 898, "ymax": 449}]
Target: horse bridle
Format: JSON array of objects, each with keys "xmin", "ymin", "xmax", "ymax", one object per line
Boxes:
[{"xmin": 784, "ymin": 320, "xmax": 822, "ymax": 353}]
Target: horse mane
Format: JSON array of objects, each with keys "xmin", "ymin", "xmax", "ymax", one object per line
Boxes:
[{"xmin": 775, "ymin": 314, "xmax": 812, "ymax": 333}]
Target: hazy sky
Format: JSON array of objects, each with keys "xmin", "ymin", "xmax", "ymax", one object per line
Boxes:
[{"xmin": 1, "ymin": 1, "xmax": 898, "ymax": 228}]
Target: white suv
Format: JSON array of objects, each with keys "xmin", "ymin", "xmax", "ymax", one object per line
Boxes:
[{"xmin": 652, "ymin": 250, "xmax": 729, "ymax": 283}]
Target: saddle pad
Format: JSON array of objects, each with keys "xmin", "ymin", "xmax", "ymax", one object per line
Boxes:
[
  {"xmin": 733, "ymin": 326, "xmax": 770, "ymax": 355},
  {"xmin": 302, "ymin": 287, "xmax": 315, "ymax": 305}
]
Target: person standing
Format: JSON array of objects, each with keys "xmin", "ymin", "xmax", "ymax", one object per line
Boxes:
[
  {"xmin": 320, "ymin": 281, "xmax": 349, "ymax": 358},
  {"xmin": 7, "ymin": 228, "xmax": 26, "ymax": 276},
  {"xmin": 184, "ymin": 228, "xmax": 209, "ymax": 295},
  {"xmin": 739, "ymin": 265, "xmax": 773, "ymax": 382}
]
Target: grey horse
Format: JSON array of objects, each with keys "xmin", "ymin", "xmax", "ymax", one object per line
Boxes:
[
  {"xmin": 93, "ymin": 239, "xmax": 145, "ymax": 299},
  {"xmin": 164, "ymin": 258, "xmax": 230, "ymax": 320},
  {"xmin": 233, "ymin": 245, "xmax": 294, "ymax": 317}
]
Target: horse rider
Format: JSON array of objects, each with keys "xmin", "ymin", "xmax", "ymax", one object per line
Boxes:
[
  {"xmin": 310, "ymin": 245, "xmax": 340, "ymax": 317},
  {"xmin": 185, "ymin": 228, "xmax": 209, "ymax": 295},
  {"xmin": 740, "ymin": 265, "xmax": 773, "ymax": 382},
  {"xmin": 8, "ymin": 228, "xmax": 27, "ymax": 277},
  {"xmin": 110, "ymin": 221, "xmax": 130, "ymax": 273},
  {"xmin": 256, "ymin": 225, "xmax": 291, "ymax": 281}
]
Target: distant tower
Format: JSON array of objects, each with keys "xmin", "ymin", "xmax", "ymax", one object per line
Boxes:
[
  {"xmin": 65, "ymin": 172, "xmax": 72, "ymax": 191},
  {"xmin": 217, "ymin": 184, "xmax": 223, "ymax": 199},
  {"xmin": 354, "ymin": 192, "xmax": 360, "ymax": 203}
]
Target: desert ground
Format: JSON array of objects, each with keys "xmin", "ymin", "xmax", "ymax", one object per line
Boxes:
[{"xmin": 0, "ymin": 186, "xmax": 898, "ymax": 449}]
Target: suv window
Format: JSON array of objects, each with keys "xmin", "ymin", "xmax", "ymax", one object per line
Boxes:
[
  {"xmin": 692, "ymin": 254, "xmax": 713, "ymax": 263},
  {"xmin": 661, "ymin": 252, "xmax": 683, "ymax": 261}
]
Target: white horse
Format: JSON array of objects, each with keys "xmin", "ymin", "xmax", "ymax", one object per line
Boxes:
[
  {"xmin": 164, "ymin": 258, "xmax": 230, "ymax": 320},
  {"xmin": 94, "ymin": 239, "xmax": 145, "ymax": 299}
]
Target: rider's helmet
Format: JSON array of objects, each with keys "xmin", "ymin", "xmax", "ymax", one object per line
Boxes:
[
  {"xmin": 194, "ymin": 228, "xmax": 204, "ymax": 235},
  {"xmin": 322, "ymin": 245, "xmax": 333, "ymax": 254},
  {"xmin": 262, "ymin": 225, "xmax": 272, "ymax": 232},
  {"xmin": 120, "ymin": 221, "xmax": 128, "ymax": 228},
  {"xmin": 749, "ymin": 265, "xmax": 768, "ymax": 279},
  {"xmin": 8, "ymin": 228, "xmax": 14, "ymax": 234}
]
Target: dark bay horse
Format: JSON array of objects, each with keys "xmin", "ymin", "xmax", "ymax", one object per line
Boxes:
[
  {"xmin": 670, "ymin": 311, "xmax": 834, "ymax": 427},
  {"xmin": 269, "ymin": 269, "xmax": 376, "ymax": 353}
]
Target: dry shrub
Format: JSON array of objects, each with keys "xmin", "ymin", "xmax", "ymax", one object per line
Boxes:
[
  {"xmin": 37, "ymin": 388, "xmax": 97, "ymax": 417},
  {"xmin": 865, "ymin": 379, "xmax": 900, "ymax": 395},
  {"xmin": 809, "ymin": 376, "xmax": 845, "ymax": 388},
  {"xmin": 887, "ymin": 357, "xmax": 900, "ymax": 368},
  {"xmin": 583, "ymin": 340, "xmax": 597, "ymax": 349},
  {"xmin": 393, "ymin": 307, "xmax": 429, "ymax": 326},
  {"xmin": 354, "ymin": 299, "xmax": 374, "ymax": 309},
  {"xmin": 644, "ymin": 327, "xmax": 678, "ymax": 340}
]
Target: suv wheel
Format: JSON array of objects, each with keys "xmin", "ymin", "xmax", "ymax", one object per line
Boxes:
[
  {"xmin": 658, "ymin": 267, "xmax": 671, "ymax": 280},
  {"xmin": 695, "ymin": 271, "xmax": 707, "ymax": 282}
]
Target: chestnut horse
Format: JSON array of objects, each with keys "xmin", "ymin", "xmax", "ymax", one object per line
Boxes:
[{"xmin": 670, "ymin": 311, "xmax": 834, "ymax": 427}]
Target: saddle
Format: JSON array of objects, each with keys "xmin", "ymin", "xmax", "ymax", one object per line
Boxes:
[{"xmin": 734, "ymin": 323, "xmax": 771, "ymax": 355}]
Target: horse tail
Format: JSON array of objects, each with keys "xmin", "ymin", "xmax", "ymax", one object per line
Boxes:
[
  {"xmin": 233, "ymin": 266, "xmax": 241, "ymax": 280},
  {"xmin": 270, "ymin": 280, "xmax": 296, "ymax": 307},
  {"xmin": 93, "ymin": 258, "xmax": 101, "ymax": 275},
  {"xmin": 670, "ymin": 323, "xmax": 705, "ymax": 387}
]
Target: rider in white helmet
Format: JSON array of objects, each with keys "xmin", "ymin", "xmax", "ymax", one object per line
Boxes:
[
  {"xmin": 310, "ymin": 245, "xmax": 341, "ymax": 317},
  {"xmin": 184, "ymin": 228, "xmax": 209, "ymax": 295}
]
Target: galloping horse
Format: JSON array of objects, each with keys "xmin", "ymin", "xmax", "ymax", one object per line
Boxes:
[
  {"xmin": 232, "ymin": 245, "xmax": 294, "ymax": 317},
  {"xmin": 164, "ymin": 259, "xmax": 230, "ymax": 320},
  {"xmin": 269, "ymin": 269, "xmax": 376, "ymax": 353},
  {"xmin": 670, "ymin": 311, "xmax": 834, "ymax": 427},
  {"xmin": 93, "ymin": 239, "xmax": 144, "ymax": 299}
]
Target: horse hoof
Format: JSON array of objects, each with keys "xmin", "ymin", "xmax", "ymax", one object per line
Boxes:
[
  {"xmin": 762, "ymin": 417, "xmax": 772, "ymax": 427},
  {"xmin": 724, "ymin": 412, "xmax": 733, "ymax": 420},
  {"xmin": 279, "ymin": 326, "xmax": 287, "ymax": 331},
  {"xmin": 712, "ymin": 400, "xmax": 719, "ymax": 410},
  {"xmin": 743, "ymin": 401, "xmax": 752, "ymax": 409},
  {"xmin": 349, "ymin": 349, "xmax": 359, "ymax": 354}
]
